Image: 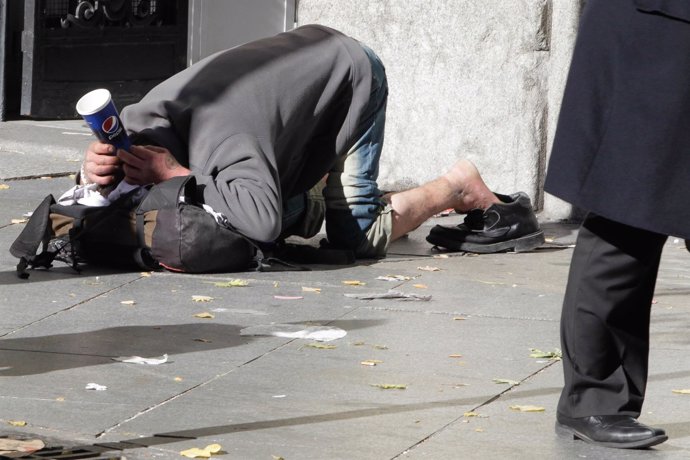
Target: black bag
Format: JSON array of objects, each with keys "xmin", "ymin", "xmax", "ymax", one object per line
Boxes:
[{"xmin": 10, "ymin": 176, "xmax": 258, "ymax": 278}]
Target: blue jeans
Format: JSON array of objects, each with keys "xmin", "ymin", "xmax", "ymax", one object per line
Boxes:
[
  {"xmin": 281, "ymin": 44, "xmax": 390, "ymax": 257},
  {"xmin": 323, "ymin": 44, "xmax": 390, "ymax": 257}
]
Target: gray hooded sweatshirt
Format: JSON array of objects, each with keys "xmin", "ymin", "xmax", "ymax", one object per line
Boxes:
[{"xmin": 121, "ymin": 25, "xmax": 373, "ymax": 242}]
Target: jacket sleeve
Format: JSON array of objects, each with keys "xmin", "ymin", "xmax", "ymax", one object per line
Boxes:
[{"xmin": 192, "ymin": 134, "xmax": 282, "ymax": 242}]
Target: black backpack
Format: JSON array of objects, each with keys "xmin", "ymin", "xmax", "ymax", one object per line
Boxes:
[{"xmin": 10, "ymin": 176, "xmax": 258, "ymax": 278}]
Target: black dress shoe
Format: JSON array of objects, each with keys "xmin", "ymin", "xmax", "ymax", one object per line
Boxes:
[
  {"xmin": 556, "ymin": 414, "xmax": 668, "ymax": 449},
  {"xmin": 426, "ymin": 192, "xmax": 544, "ymax": 253}
]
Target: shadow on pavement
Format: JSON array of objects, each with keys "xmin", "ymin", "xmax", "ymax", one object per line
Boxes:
[
  {"xmin": 0, "ymin": 319, "xmax": 388, "ymax": 376},
  {"xmin": 0, "ymin": 323, "xmax": 248, "ymax": 376}
]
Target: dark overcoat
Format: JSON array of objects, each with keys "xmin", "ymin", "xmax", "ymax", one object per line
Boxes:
[{"xmin": 545, "ymin": 0, "xmax": 690, "ymax": 239}]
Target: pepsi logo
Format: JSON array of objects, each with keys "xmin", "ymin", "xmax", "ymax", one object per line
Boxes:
[{"xmin": 102, "ymin": 116, "xmax": 120, "ymax": 134}]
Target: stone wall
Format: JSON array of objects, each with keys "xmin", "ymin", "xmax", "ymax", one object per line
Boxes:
[{"xmin": 297, "ymin": 0, "xmax": 582, "ymax": 220}]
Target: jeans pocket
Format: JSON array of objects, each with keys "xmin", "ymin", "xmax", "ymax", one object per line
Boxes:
[{"xmin": 634, "ymin": 0, "xmax": 690, "ymax": 22}]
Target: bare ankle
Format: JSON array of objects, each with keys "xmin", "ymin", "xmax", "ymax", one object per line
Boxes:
[{"xmin": 444, "ymin": 160, "xmax": 499, "ymax": 211}]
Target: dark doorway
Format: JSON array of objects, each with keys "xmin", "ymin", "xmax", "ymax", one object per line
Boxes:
[{"xmin": 1, "ymin": 0, "xmax": 187, "ymax": 120}]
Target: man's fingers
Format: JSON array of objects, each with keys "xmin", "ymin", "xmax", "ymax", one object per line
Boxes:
[
  {"xmin": 122, "ymin": 164, "xmax": 144, "ymax": 185},
  {"xmin": 143, "ymin": 145, "xmax": 168, "ymax": 153},
  {"xmin": 117, "ymin": 149, "xmax": 146, "ymax": 169},
  {"xmin": 89, "ymin": 141, "xmax": 115, "ymax": 155},
  {"xmin": 92, "ymin": 174, "xmax": 117, "ymax": 186},
  {"xmin": 87, "ymin": 154, "xmax": 120, "ymax": 168},
  {"xmin": 89, "ymin": 163, "xmax": 120, "ymax": 177}
]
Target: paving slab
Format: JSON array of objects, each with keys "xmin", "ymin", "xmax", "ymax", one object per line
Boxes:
[
  {"xmin": 91, "ymin": 309, "xmax": 560, "ymax": 457},
  {"xmin": 3, "ymin": 119, "xmax": 690, "ymax": 459},
  {"xmin": 0, "ymin": 176, "xmax": 75, "ymax": 227},
  {"xmin": 0, "ymin": 120, "xmax": 87, "ymax": 179}
]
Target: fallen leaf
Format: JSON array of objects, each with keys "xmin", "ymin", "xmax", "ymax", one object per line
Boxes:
[
  {"xmin": 417, "ymin": 266, "xmax": 441, "ymax": 272},
  {"xmin": 274, "ymin": 281, "xmax": 280, "ymax": 288},
  {"xmin": 475, "ymin": 428, "xmax": 485, "ymax": 432},
  {"xmin": 56, "ymin": 396, "xmax": 65, "ymax": 402},
  {"xmin": 140, "ymin": 272, "xmax": 152, "ymax": 277},
  {"xmin": 180, "ymin": 443, "xmax": 223, "ymax": 458},
  {"xmin": 174, "ymin": 377, "xmax": 183, "ymax": 382},
  {"xmin": 7, "ymin": 420, "xmax": 26, "ymax": 427},
  {"xmin": 213, "ymin": 279, "xmax": 249, "ymax": 287},
  {"xmin": 509, "ymin": 405, "xmax": 545, "ymax": 412},
  {"xmin": 0, "ymin": 184, "xmax": 9, "ymax": 190},
  {"xmin": 352, "ymin": 341, "xmax": 366, "ymax": 346},
  {"xmin": 413, "ymin": 284, "xmax": 428, "ymax": 289},
  {"xmin": 343, "ymin": 280, "xmax": 366, "ymax": 286},
  {"xmin": 448, "ymin": 354, "xmax": 463, "ymax": 358},
  {"xmin": 371, "ymin": 383, "xmax": 407, "ymax": 390},
  {"xmin": 113, "ymin": 354, "xmax": 168, "ymax": 365},
  {"xmin": 272, "ymin": 456, "xmax": 285, "ymax": 460},
  {"xmin": 273, "ymin": 295, "xmax": 304, "ymax": 300},
  {"xmin": 194, "ymin": 312, "xmax": 215, "ymax": 319},
  {"xmin": 301, "ymin": 287, "xmax": 322, "ymax": 293},
  {"xmin": 305, "ymin": 342, "xmax": 336, "ymax": 349},
  {"xmin": 529, "ymin": 348, "xmax": 562, "ymax": 359},
  {"xmin": 0, "ymin": 438, "xmax": 44, "ymax": 455},
  {"xmin": 464, "ymin": 412, "xmax": 480, "ymax": 417},
  {"xmin": 194, "ymin": 338, "xmax": 212, "ymax": 343},
  {"xmin": 120, "ymin": 300, "xmax": 136, "ymax": 306},
  {"xmin": 453, "ymin": 317, "xmax": 467, "ymax": 321},
  {"xmin": 493, "ymin": 378, "xmax": 520, "ymax": 385},
  {"xmin": 11, "ymin": 218, "xmax": 27, "ymax": 224},
  {"xmin": 361, "ymin": 359, "xmax": 383, "ymax": 366},
  {"xmin": 374, "ymin": 344, "xmax": 389, "ymax": 350},
  {"xmin": 192, "ymin": 295, "xmax": 214, "ymax": 302},
  {"xmin": 433, "ymin": 254, "xmax": 450, "ymax": 259},
  {"xmin": 672, "ymin": 389, "xmax": 690, "ymax": 394}
]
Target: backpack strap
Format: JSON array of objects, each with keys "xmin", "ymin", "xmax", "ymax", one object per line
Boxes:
[
  {"xmin": 9, "ymin": 194, "xmax": 57, "ymax": 278},
  {"xmin": 135, "ymin": 175, "xmax": 191, "ymax": 248}
]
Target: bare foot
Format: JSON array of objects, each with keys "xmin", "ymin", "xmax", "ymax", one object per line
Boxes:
[{"xmin": 444, "ymin": 159, "xmax": 500, "ymax": 212}]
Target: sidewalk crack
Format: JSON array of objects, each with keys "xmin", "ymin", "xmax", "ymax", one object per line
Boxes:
[
  {"xmin": 391, "ymin": 360, "xmax": 560, "ymax": 459},
  {"xmin": 0, "ymin": 275, "xmax": 147, "ymax": 339}
]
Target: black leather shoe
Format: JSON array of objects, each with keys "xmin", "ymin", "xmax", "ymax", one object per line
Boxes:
[
  {"xmin": 426, "ymin": 192, "xmax": 544, "ymax": 253},
  {"xmin": 556, "ymin": 414, "xmax": 668, "ymax": 449}
]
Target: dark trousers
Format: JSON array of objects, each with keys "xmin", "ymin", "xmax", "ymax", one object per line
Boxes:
[{"xmin": 557, "ymin": 214, "xmax": 667, "ymax": 418}]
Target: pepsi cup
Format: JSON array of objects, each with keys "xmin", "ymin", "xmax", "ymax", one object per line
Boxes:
[{"xmin": 76, "ymin": 88, "xmax": 131, "ymax": 152}]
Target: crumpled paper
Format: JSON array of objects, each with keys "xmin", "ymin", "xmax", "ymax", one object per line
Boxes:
[
  {"xmin": 57, "ymin": 181, "xmax": 142, "ymax": 207},
  {"xmin": 240, "ymin": 324, "xmax": 346, "ymax": 342},
  {"xmin": 112, "ymin": 354, "xmax": 168, "ymax": 365},
  {"xmin": 85, "ymin": 383, "xmax": 107, "ymax": 391},
  {"xmin": 344, "ymin": 289, "xmax": 431, "ymax": 301}
]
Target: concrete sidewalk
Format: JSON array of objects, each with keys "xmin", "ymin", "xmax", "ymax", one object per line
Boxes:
[{"xmin": 1, "ymin": 120, "xmax": 690, "ymax": 459}]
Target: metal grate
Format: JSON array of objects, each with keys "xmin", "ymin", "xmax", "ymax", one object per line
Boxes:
[
  {"xmin": 40, "ymin": 0, "xmax": 165, "ymax": 29},
  {"xmin": 42, "ymin": 0, "xmax": 71, "ymax": 18},
  {"xmin": 15, "ymin": 445, "xmax": 123, "ymax": 459},
  {"xmin": 132, "ymin": 0, "xmax": 158, "ymax": 17}
]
